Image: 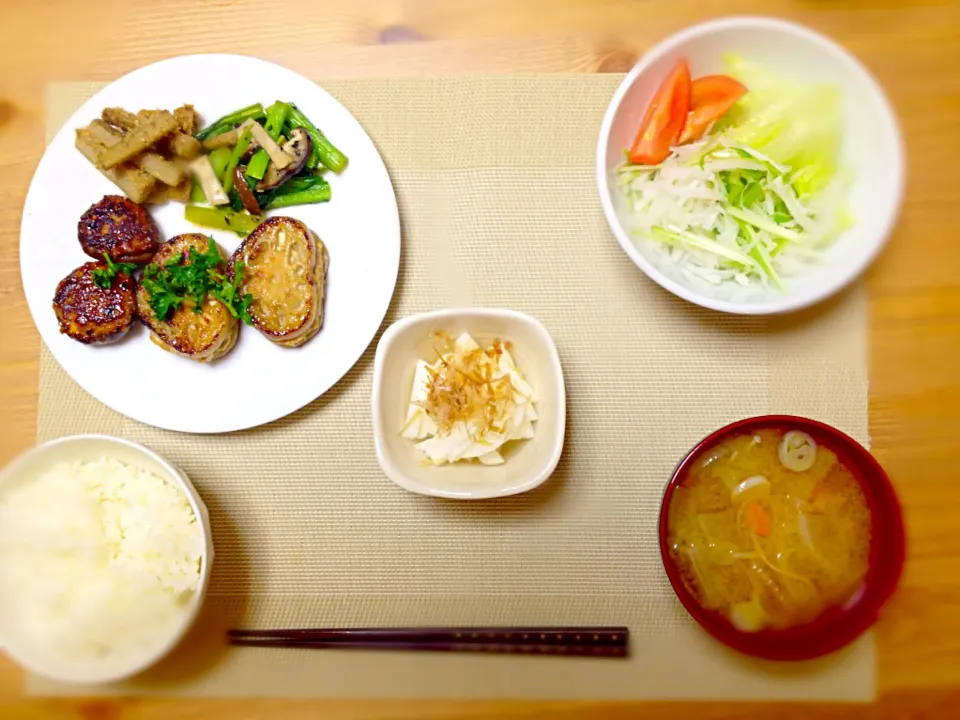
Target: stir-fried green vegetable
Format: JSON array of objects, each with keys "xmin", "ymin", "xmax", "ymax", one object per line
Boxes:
[
  {"xmin": 190, "ymin": 177, "xmax": 207, "ymax": 204},
  {"xmin": 184, "ymin": 205, "xmax": 263, "ymax": 236},
  {"xmin": 221, "ymin": 127, "xmax": 252, "ymax": 194},
  {"xmin": 287, "ymin": 104, "xmax": 348, "ymax": 173},
  {"xmin": 185, "ymin": 100, "xmax": 347, "ymax": 235},
  {"xmin": 264, "ymin": 101, "xmax": 291, "ymax": 141},
  {"xmin": 245, "ymin": 150, "xmax": 271, "ymax": 181},
  {"xmin": 194, "ymin": 103, "xmax": 265, "ymax": 141},
  {"xmin": 257, "ymin": 175, "xmax": 330, "ymax": 210},
  {"xmin": 262, "ymin": 183, "xmax": 331, "ymax": 210},
  {"xmin": 207, "ymin": 147, "xmax": 232, "ymax": 179}
]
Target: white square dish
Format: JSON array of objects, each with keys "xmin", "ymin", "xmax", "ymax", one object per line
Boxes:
[{"xmin": 372, "ymin": 308, "xmax": 566, "ymax": 499}]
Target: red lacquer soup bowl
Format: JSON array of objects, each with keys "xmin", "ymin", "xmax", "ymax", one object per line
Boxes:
[{"xmin": 659, "ymin": 415, "xmax": 905, "ymax": 661}]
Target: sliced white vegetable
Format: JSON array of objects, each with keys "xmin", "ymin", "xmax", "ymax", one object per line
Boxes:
[
  {"xmin": 702, "ymin": 159, "xmax": 768, "ymax": 173},
  {"xmin": 726, "ymin": 207, "xmax": 801, "ymax": 243},
  {"xmin": 730, "ymin": 600, "xmax": 767, "ymax": 633},
  {"xmin": 731, "ymin": 475, "xmax": 771, "ymax": 504},
  {"xmin": 616, "ymin": 126, "xmax": 847, "ymax": 291},
  {"xmin": 728, "ymin": 143, "xmax": 790, "ymax": 174},
  {"xmin": 239, "ymin": 119, "xmax": 294, "ymax": 169},
  {"xmin": 188, "ymin": 156, "xmax": 229, "ymax": 206},
  {"xmin": 649, "ymin": 226, "xmax": 756, "ymax": 267},
  {"xmin": 779, "ymin": 430, "xmax": 817, "ymax": 472},
  {"xmin": 768, "ymin": 177, "xmax": 816, "ymax": 233}
]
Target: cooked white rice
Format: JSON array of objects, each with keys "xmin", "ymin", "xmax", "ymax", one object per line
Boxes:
[{"xmin": 0, "ymin": 458, "xmax": 203, "ymax": 666}]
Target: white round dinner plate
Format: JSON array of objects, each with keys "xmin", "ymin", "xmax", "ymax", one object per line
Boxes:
[{"xmin": 21, "ymin": 54, "xmax": 400, "ymax": 433}]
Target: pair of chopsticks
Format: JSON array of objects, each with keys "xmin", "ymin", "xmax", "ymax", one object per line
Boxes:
[{"xmin": 229, "ymin": 626, "xmax": 629, "ymax": 658}]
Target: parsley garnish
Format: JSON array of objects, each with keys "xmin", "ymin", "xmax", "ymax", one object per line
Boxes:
[
  {"xmin": 141, "ymin": 237, "xmax": 253, "ymax": 325},
  {"xmin": 91, "ymin": 254, "xmax": 136, "ymax": 289}
]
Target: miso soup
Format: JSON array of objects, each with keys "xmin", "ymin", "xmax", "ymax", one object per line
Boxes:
[{"xmin": 667, "ymin": 428, "xmax": 871, "ymax": 632}]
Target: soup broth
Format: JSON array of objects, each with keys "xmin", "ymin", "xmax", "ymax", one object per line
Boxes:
[{"xmin": 667, "ymin": 428, "xmax": 871, "ymax": 632}]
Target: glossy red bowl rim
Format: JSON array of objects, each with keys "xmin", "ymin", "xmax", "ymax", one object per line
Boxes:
[{"xmin": 659, "ymin": 415, "xmax": 906, "ymax": 661}]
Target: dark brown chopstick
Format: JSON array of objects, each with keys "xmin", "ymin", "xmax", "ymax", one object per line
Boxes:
[{"xmin": 228, "ymin": 627, "xmax": 629, "ymax": 658}]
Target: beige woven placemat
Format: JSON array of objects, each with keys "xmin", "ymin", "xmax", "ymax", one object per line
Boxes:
[{"xmin": 30, "ymin": 78, "xmax": 873, "ymax": 700}]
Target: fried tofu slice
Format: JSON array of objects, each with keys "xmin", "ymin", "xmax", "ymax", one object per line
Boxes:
[
  {"xmin": 86, "ymin": 119, "xmax": 183, "ymax": 186},
  {"xmin": 96, "ymin": 110, "xmax": 177, "ymax": 169},
  {"xmin": 174, "ymin": 104, "xmax": 199, "ymax": 134},
  {"xmin": 75, "ymin": 127, "xmax": 156, "ymax": 203}
]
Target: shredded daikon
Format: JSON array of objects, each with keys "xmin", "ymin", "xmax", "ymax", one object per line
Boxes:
[
  {"xmin": 614, "ymin": 56, "xmax": 851, "ymax": 298},
  {"xmin": 617, "ymin": 135, "xmax": 847, "ymax": 293}
]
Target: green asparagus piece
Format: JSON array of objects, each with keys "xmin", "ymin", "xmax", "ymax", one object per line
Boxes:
[
  {"xmin": 274, "ymin": 175, "xmax": 328, "ymax": 193},
  {"xmin": 184, "ymin": 205, "xmax": 263, "ymax": 237},
  {"xmin": 194, "ymin": 103, "xmax": 265, "ymax": 141},
  {"xmin": 264, "ymin": 101, "xmax": 291, "ymax": 141},
  {"xmin": 208, "ymin": 147, "xmax": 232, "ymax": 179},
  {"xmin": 262, "ymin": 183, "xmax": 331, "ymax": 210},
  {"xmin": 189, "ymin": 177, "xmax": 206, "ymax": 204},
  {"xmin": 286, "ymin": 104, "xmax": 348, "ymax": 174},
  {"xmin": 311, "ymin": 134, "xmax": 347, "ymax": 174},
  {"xmin": 222, "ymin": 128, "xmax": 252, "ymax": 194},
  {"xmin": 256, "ymin": 175, "xmax": 328, "ymax": 207},
  {"xmin": 245, "ymin": 105, "xmax": 284, "ymax": 183},
  {"xmin": 245, "ymin": 149, "xmax": 270, "ymax": 181}
]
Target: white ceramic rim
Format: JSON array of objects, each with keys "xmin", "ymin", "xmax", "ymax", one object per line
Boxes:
[
  {"xmin": 0, "ymin": 434, "xmax": 214, "ymax": 684},
  {"xmin": 595, "ymin": 15, "xmax": 906, "ymax": 315},
  {"xmin": 371, "ymin": 308, "xmax": 567, "ymax": 500}
]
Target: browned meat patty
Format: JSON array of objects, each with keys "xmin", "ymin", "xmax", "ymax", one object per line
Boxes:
[
  {"xmin": 52, "ymin": 262, "xmax": 136, "ymax": 344},
  {"xmin": 78, "ymin": 194, "xmax": 160, "ymax": 264}
]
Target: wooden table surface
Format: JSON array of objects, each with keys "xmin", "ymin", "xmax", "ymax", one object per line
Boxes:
[{"xmin": 2, "ymin": 0, "xmax": 959, "ymax": 717}]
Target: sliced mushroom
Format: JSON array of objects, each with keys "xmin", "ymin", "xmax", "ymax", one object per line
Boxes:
[
  {"xmin": 255, "ymin": 129, "xmax": 313, "ymax": 192},
  {"xmin": 232, "ymin": 167, "xmax": 262, "ymax": 215}
]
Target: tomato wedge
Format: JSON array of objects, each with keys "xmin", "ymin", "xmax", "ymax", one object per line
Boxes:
[
  {"xmin": 677, "ymin": 74, "xmax": 748, "ymax": 144},
  {"xmin": 628, "ymin": 59, "xmax": 691, "ymax": 165}
]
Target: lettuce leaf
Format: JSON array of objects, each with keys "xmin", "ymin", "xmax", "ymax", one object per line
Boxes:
[{"xmin": 717, "ymin": 54, "xmax": 842, "ymax": 197}]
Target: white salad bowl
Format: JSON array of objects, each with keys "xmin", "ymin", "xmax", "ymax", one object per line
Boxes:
[
  {"xmin": 596, "ymin": 16, "xmax": 904, "ymax": 314},
  {"xmin": 0, "ymin": 435, "xmax": 213, "ymax": 684},
  {"xmin": 372, "ymin": 308, "xmax": 566, "ymax": 500}
]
